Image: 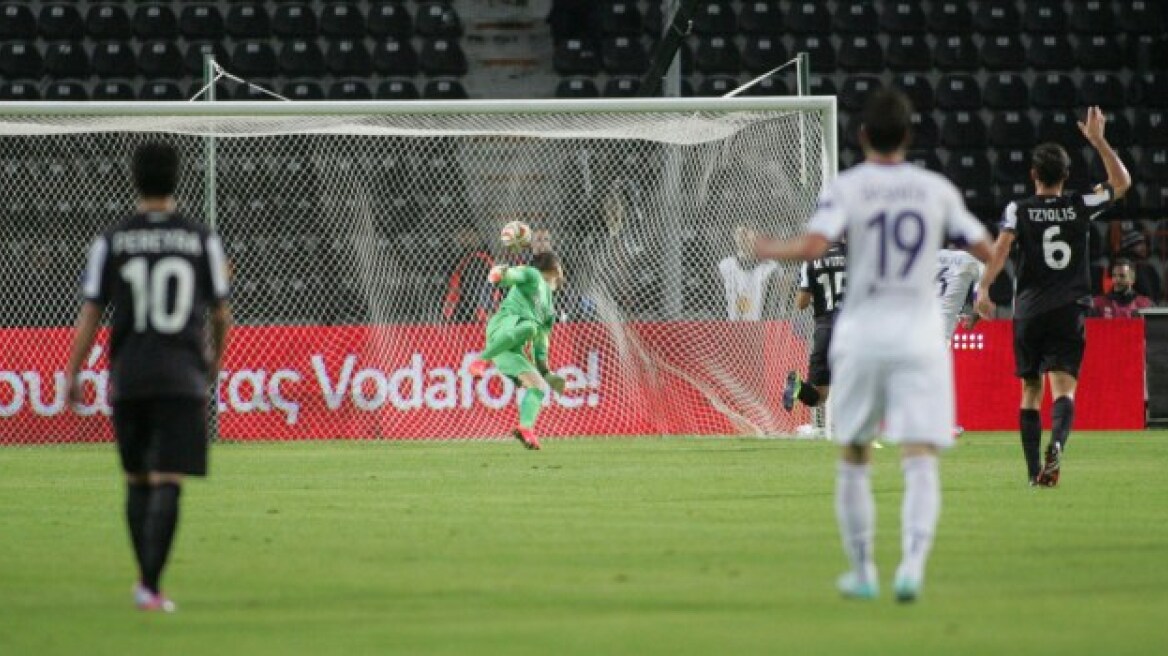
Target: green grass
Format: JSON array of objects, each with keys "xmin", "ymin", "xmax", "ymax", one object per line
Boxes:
[{"xmin": 2, "ymin": 432, "xmax": 1166, "ymax": 656}]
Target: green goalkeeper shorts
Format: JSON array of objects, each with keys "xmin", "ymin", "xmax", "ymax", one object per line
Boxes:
[{"xmin": 484, "ymin": 313, "xmax": 539, "ymax": 381}]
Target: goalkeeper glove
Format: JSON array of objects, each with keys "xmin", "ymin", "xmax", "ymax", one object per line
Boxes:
[
  {"xmin": 487, "ymin": 265, "xmax": 507, "ymax": 285},
  {"xmin": 544, "ymin": 373, "xmax": 566, "ymax": 394}
]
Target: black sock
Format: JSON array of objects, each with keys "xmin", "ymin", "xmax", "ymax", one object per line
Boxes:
[
  {"xmin": 1019, "ymin": 409, "xmax": 1042, "ymax": 479},
  {"xmin": 1051, "ymin": 396, "xmax": 1075, "ymax": 452},
  {"xmin": 142, "ymin": 483, "xmax": 182, "ymax": 594},
  {"xmin": 797, "ymin": 381, "xmax": 821, "ymax": 407},
  {"xmin": 126, "ymin": 482, "xmax": 151, "ymax": 578}
]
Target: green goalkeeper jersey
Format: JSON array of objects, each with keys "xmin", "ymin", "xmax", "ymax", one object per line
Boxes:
[{"xmin": 497, "ymin": 265, "xmax": 557, "ymax": 333}]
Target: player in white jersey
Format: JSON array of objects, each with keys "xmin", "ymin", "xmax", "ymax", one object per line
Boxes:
[
  {"xmin": 757, "ymin": 90, "xmax": 992, "ymax": 603},
  {"xmin": 936, "ymin": 247, "xmax": 983, "ymax": 340}
]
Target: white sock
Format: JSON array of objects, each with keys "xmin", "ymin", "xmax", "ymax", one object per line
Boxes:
[
  {"xmin": 836, "ymin": 461, "xmax": 876, "ymax": 582},
  {"xmin": 899, "ymin": 454, "xmax": 940, "ymax": 582}
]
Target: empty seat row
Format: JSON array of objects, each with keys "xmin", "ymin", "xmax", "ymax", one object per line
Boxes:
[
  {"xmin": 0, "ymin": 2, "xmax": 462, "ymax": 40},
  {"xmin": 0, "ymin": 38, "xmax": 468, "ymax": 79},
  {"xmin": 0, "ymin": 78, "xmax": 468, "ymax": 101}
]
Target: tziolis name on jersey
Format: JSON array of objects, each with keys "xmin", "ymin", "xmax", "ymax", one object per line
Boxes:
[{"xmin": 1026, "ymin": 207, "xmax": 1077, "ymax": 222}]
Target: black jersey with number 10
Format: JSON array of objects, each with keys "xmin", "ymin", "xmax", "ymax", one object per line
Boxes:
[
  {"xmin": 81, "ymin": 213, "xmax": 231, "ymax": 401},
  {"xmin": 798, "ymin": 242, "xmax": 848, "ymax": 320},
  {"xmin": 1000, "ymin": 186, "xmax": 1114, "ymax": 319}
]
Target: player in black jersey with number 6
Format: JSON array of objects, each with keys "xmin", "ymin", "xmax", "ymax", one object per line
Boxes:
[
  {"xmin": 783, "ymin": 241, "xmax": 847, "ymax": 414},
  {"xmin": 65, "ymin": 142, "xmax": 233, "ymax": 611},
  {"xmin": 976, "ymin": 107, "xmax": 1130, "ymax": 487}
]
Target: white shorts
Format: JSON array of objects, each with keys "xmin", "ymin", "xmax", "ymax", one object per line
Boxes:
[{"xmin": 827, "ymin": 346, "xmax": 955, "ymax": 448}]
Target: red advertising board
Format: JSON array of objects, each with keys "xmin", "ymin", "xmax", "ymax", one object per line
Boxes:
[{"xmin": 0, "ymin": 319, "xmax": 1145, "ymax": 444}]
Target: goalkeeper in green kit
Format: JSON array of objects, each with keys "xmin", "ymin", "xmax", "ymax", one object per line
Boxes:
[{"xmin": 468, "ymin": 251, "xmax": 566, "ymax": 450}]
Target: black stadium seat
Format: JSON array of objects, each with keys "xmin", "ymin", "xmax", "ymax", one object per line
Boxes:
[
  {"xmin": 945, "ymin": 150, "xmax": 992, "ymax": 188},
  {"xmin": 329, "ymin": 80, "xmax": 374, "ymax": 100},
  {"xmin": 1038, "ymin": 111, "xmax": 1081, "ymax": 145},
  {"xmin": 1131, "ymin": 73, "xmax": 1168, "ymax": 108},
  {"xmin": 1117, "ymin": 1, "xmax": 1165, "ymax": 34},
  {"xmin": 1098, "ymin": 111, "xmax": 1133, "ymax": 148},
  {"xmin": 893, "ymin": 73, "xmax": 934, "ymax": 111},
  {"xmin": 368, "ymin": 2, "xmax": 413, "ymax": 38},
  {"xmin": 738, "ymin": 1, "xmax": 781, "ymax": 35},
  {"xmin": 1027, "ymin": 35, "xmax": 1075, "ymax": 70},
  {"xmin": 1069, "ymin": 1, "xmax": 1114, "ymax": 34},
  {"xmin": 0, "ymin": 4, "xmax": 35, "ymax": 39},
  {"xmin": 272, "ymin": 4, "xmax": 318, "ymax": 39},
  {"xmin": 140, "ymin": 81, "xmax": 185, "ymax": 101},
  {"xmin": 139, "ymin": 41, "xmax": 184, "ymax": 79},
  {"xmin": 1032, "ymin": 74, "xmax": 1077, "ymax": 109},
  {"xmin": 373, "ymin": 38, "xmax": 419, "ymax": 76},
  {"xmin": 284, "ymin": 81, "xmax": 326, "ymax": 100},
  {"xmin": 880, "ymin": 1, "xmax": 926, "ymax": 34},
  {"xmin": 0, "ymin": 81, "xmax": 41, "ymax": 100},
  {"xmin": 132, "ymin": 4, "xmax": 178, "ymax": 39},
  {"xmin": 981, "ymin": 34, "xmax": 1025, "ymax": 71},
  {"xmin": 226, "ymin": 4, "xmax": 271, "ymax": 38},
  {"xmin": 745, "ymin": 76, "xmax": 788, "ymax": 97},
  {"xmin": 179, "ymin": 5, "xmax": 223, "ymax": 39},
  {"xmin": 993, "ymin": 148, "xmax": 1030, "ymax": 184},
  {"xmin": 1080, "ymin": 74, "xmax": 1126, "ymax": 110},
  {"xmin": 377, "ymin": 79, "xmax": 420, "ymax": 100},
  {"xmin": 784, "ymin": 1, "xmax": 829, "ymax": 34},
  {"xmin": 741, "ymin": 35, "xmax": 785, "ymax": 74},
  {"xmin": 604, "ymin": 77, "xmax": 641, "ymax": 97},
  {"xmin": 1139, "ymin": 149, "xmax": 1168, "ymax": 182},
  {"xmin": 232, "ymin": 41, "xmax": 278, "ymax": 78},
  {"xmin": 1076, "ymin": 35, "xmax": 1122, "ymax": 70},
  {"xmin": 233, "ymin": 80, "xmax": 278, "ymax": 101},
  {"xmin": 791, "ymin": 35, "xmax": 835, "ymax": 70},
  {"xmin": 39, "ymin": 4, "xmax": 83, "ymax": 40},
  {"xmin": 940, "ymin": 112, "xmax": 987, "ymax": 149},
  {"xmin": 984, "ymin": 73, "xmax": 1029, "ymax": 109},
  {"xmin": 419, "ymin": 38, "xmax": 467, "ymax": 76},
  {"xmin": 44, "ymin": 42, "xmax": 90, "ymax": 79},
  {"xmin": 988, "ymin": 111, "xmax": 1035, "ymax": 148},
  {"xmin": 934, "ymin": 35, "xmax": 978, "ymax": 71},
  {"xmin": 44, "ymin": 82, "xmax": 88, "ymax": 101},
  {"xmin": 1023, "ymin": 0, "xmax": 1067, "ymax": 33},
  {"xmin": 416, "ymin": 2, "xmax": 463, "ymax": 38},
  {"xmin": 601, "ymin": 1, "xmax": 642, "ymax": 36},
  {"xmin": 93, "ymin": 81, "xmax": 136, "ymax": 101},
  {"xmin": 910, "ymin": 112, "xmax": 939, "ymax": 149},
  {"xmin": 927, "ymin": 1, "xmax": 971, "ymax": 33},
  {"xmin": 1136, "ymin": 111, "xmax": 1168, "ymax": 146},
  {"xmin": 423, "ymin": 79, "xmax": 468, "ymax": 100},
  {"xmin": 973, "ymin": 0, "xmax": 1020, "ymax": 33},
  {"xmin": 601, "ymin": 36, "xmax": 647, "ymax": 75},
  {"xmin": 834, "ymin": 1, "xmax": 877, "ymax": 34},
  {"xmin": 87, "ymin": 4, "xmax": 132, "ymax": 39},
  {"xmin": 556, "ymin": 77, "xmax": 600, "ymax": 98},
  {"xmin": 698, "ymin": 76, "xmax": 739, "ymax": 97},
  {"xmin": 92, "ymin": 42, "xmax": 136, "ymax": 78},
  {"xmin": 838, "ymin": 35, "xmax": 883, "ymax": 73},
  {"xmin": 694, "ymin": 36, "xmax": 741, "ymax": 75},
  {"xmin": 185, "ymin": 41, "xmax": 229, "ymax": 75},
  {"xmin": 320, "ymin": 3, "xmax": 364, "ymax": 38},
  {"xmin": 839, "ymin": 76, "xmax": 881, "ymax": 112},
  {"xmin": 886, "ymin": 34, "xmax": 931, "ymax": 72},
  {"xmin": 327, "ymin": 40, "xmax": 373, "ymax": 77},
  {"xmin": 279, "ymin": 40, "xmax": 326, "ymax": 76},
  {"xmin": 693, "ymin": 0, "xmax": 736, "ymax": 35},
  {"xmin": 936, "ymin": 74, "xmax": 981, "ymax": 110}
]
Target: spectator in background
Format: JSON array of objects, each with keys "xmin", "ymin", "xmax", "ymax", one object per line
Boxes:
[
  {"xmin": 443, "ymin": 224, "xmax": 496, "ymax": 323},
  {"xmin": 717, "ymin": 225, "xmax": 778, "ymax": 320},
  {"xmin": 1115, "ymin": 230, "xmax": 1163, "ymax": 303},
  {"xmin": 1093, "ymin": 259, "xmax": 1153, "ymax": 318}
]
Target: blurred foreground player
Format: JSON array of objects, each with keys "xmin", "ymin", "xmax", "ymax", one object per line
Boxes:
[
  {"xmin": 65, "ymin": 142, "xmax": 232, "ymax": 612},
  {"xmin": 757, "ymin": 89, "xmax": 992, "ymax": 602}
]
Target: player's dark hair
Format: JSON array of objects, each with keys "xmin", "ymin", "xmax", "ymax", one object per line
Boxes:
[
  {"xmin": 530, "ymin": 251, "xmax": 561, "ymax": 273},
  {"xmin": 1031, "ymin": 143, "xmax": 1070, "ymax": 187},
  {"xmin": 861, "ymin": 88, "xmax": 913, "ymax": 154},
  {"xmin": 132, "ymin": 141, "xmax": 180, "ymax": 198}
]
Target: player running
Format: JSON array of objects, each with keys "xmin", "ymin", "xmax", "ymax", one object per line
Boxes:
[
  {"xmin": 757, "ymin": 89, "xmax": 992, "ymax": 603},
  {"xmin": 65, "ymin": 142, "xmax": 232, "ymax": 612},
  {"xmin": 976, "ymin": 106, "xmax": 1130, "ymax": 487},
  {"xmin": 936, "ymin": 246, "xmax": 983, "ymax": 341},
  {"xmin": 784, "ymin": 241, "xmax": 846, "ymax": 416},
  {"xmin": 468, "ymin": 252, "xmax": 566, "ymax": 450}
]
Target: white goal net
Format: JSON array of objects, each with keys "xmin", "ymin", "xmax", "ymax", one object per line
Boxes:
[{"xmin": 0, "ymin": 98, "xmax": 836, "ymax": 444}]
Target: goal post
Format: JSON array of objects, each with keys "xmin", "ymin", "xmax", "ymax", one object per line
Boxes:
[{"xmin": 0, "ymin": 97, "xmax": 837, "ymax": 444}]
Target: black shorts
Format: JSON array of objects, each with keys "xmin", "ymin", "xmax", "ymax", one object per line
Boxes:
[
  {"xmin": 112, "ymin": 397, "xmax": 209, "ymax": 477},
  {"xmin": 808, "ymin": 317, "xmax": 835, "ymax": 387},
  {"xmin": 1012, "ymin": 304, "xmax": 1087, "ymax": 379}
]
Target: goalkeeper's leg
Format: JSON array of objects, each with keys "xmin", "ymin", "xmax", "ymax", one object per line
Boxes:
[
  {"xmin": 471, "ymin": 315, "xmax": 538, "ymax": 378},
  {"xmin": 492, "ymin": 353, "xmax": 544, "ymax": 450}
]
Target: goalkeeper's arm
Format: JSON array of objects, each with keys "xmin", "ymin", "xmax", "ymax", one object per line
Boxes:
[{"xmin": 488, "ymin": 264, "xmax": 538, "ymax": 288}]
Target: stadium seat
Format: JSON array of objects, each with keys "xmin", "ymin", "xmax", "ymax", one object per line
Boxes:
[
  {"xmin": 184, "ymin": 42, "xmax": 229, "ymax": 75},
  {"xmin": 738, "ymin": 1, "xmax": 782, "ymax": 35},
  {"xmin": 553, "ymin": 38, "xmax": 599, "ymax": 76},
  {"xmin": 1022, "ymin": 0, "xmax": 1067, "ymax": 33},
  {"xmin": 697, "ymin": 77, "xmax": 740, "ymax": 97},
  {"xmin": 886, "ymin": 34, "xmax": 931, "ymax": 72},
  {"xmin": 1080, "ymin": 74, "xmax": 1126, "ymax": 110},
  {"xmin": 741, "ymin": 35, "xmax": 786, "ymax": 74},
  {"xmin": 693, "ymin": 0, "xmax": 736, "ymax": 35},
  {"xmin": 1069, "ymin": 1, "xmax": 1114, "ymax": 34},
  {"xmin": 1130, "ymin": 73, "xmax": 1168, "ymax": 108},
  {"xmin": 907, "ymin": 150, "xmax": 942, "ymax": 173},
  {"xmin": 604, "ymin": 77, "xmax": 641, "ymax": 97},
  {"xmin": 880, "ymin": 1, "xmax": 926, "ymax": 33},
  {"xmin": 132, "ymin": 4, "xmax": 178, "ymax": 39},
  {"xmin": 973, "ymin": 0, "xmax": 1020, "ymax": 33},
  {"xmin": 838, "ymin": 35, "xmax": 883, "ymax": 73},
  {"xmin": 232, "ymin": 42, "xmax": 279, "ymax": 78},
  {"xmin": 945, "ymin": 150, "xmax": 992, "ymax": 188},
  {"xmin": 1075, "ymin": 35, "xmax": 1122, "ymax": 70},
  {"xmin": 1127, "ymin": 34, "xmax": 1168, "ymax": 71},
  {"xmin": 272, "ymin": 3, "xmax": 318, "ymax": 38},
  {"xmin": 555, "ymin": 77, "xmax": 599, "ymax": 98},
  {"xmin": 44, "ymin": 42, "xmax": 90, "ymax": 79},
  {"xmin": 834, "ymin": 1, "xmax": 877, "ymax": 34},
  {"xmin": 0, "ymin": 81, "xmax": 40, "ymax": 100},
  {"xmin": 601, "ymin": 36, "xmax": 648, "ymax": 75},
  {"xmin": 226, "ymin": 4, "xmax": 271, "ymax": 38},
  {"xmin": 839, "ymin": 76, "xmax": 881, "ymax": 112},
  {"xmin": 934, "ymin": 35, "xmax": 978, "ymax": 71},
  {"xmin": 745, "ymin": 76, "xmax": 788, "ymax": 97},
  {"xmin": 377, "ymin": 79, "xmax": 420, "ymax": 100},
  {"xmin": 39, "ymin": 4, "xmax": 83, "ymax": 40},
  {"xmin": 892, "ymin": 73, "xmax": 934, "ymax": 111},
  {"xmin": 936, "ymin": 74, "xmax": 981, "ymax": 110},
  {"xmin": 1117, "ymin": 1, "xmax": 1165, "ymax": 34},
  {"xmin": 92, "ymin": 42, "xmax": 136, "ymax": 78},
  {"xmin": 283, "ymin": 80, "xmax": 326, "ymax": 100},
  {"xmin": 1027, "ymin": 35, "xmax": 1074, "ymax": 70},
  {"xmin": 87, "ymin": 4, "xmax": 131, "ymax": 39},
  {"xmin": 927, "ymin": 1, "xmax": 971, "ymax": 33},
  {"xmin": 178, "ymin": 5, "xmax": 222, "ymax": 39},
  {"xmin": 1141, "ymin": 185, "xmax": 1168, "ymax": 214},
  {"xmin": 1032, "ymin": 74, "xmax": 1077, "ymax": 110},
  {"xmin": 940, "ymin": 112, "xmax": 987, "ymax": 149},
  {"xmin": 139, "ymin": 41, "xmax": 184, "ymax": 79},
  {"xmin": 327, "ymin": 40, "xmax": 373, "ymax": 77},
  {"xmin": 984, "ymin": 73, "xmax": 1029, "ymax": 109},
  {"xmin": 416, "ymin": 2, "xmax": 463, "ymax": 38},
  {"xmin": 791, "ymin": 35, "xmax": 835, "ymax": 71},
  {"xmin": 279, "ymin": 40, "xmax": 326, "ymax": 76},
  {"xmin": 373, "ymin": 38, "xmax": 420, "ymax": 76},
  {"xmin": 44, "ymin": 82, "xmax": 88, "ymax": 101},
  {"xmin": 981, "ymin": 34, "xmax": 1025, "ymax": 71},
  {"xmin": 140, "ymin": 81, "xmax": 184, "ymax": 100},
  {"xmin": 599, "ymin": 1, "xmax": 642, "ymax": 36},
  {"xmin": 368, "ymin": 2, "xmax": 413, "ymax": 38},
  {"xmin": 694, "ymin": 36, "xmax": 741, "ymax": 75},
  {"xmin": 994, "ymin": 181, "xmax": 1030, "ymax": 211},
  {"xmin": 423, "ymin": 79, "xmax": 468, "ymax": 100},
  {"xmin": 0, "ymin": 4, "xmax": 35, "ymax": 39},
  {"xmin": 1037, "ymin": 111, "xmax": 1081, "ymax": 146},
  {"xmin": 784, "ymin": 1, "xmax": 829, "ymax": 34},
  {"xmin": 419, "ymin": 38, "xmax": 468, "ymax": 76},
  {"xmin": 808, "ymin": 74, "xmax": 836, "ymax": 96},
  {"xmin": 910, "ymin": 112, "xmax": 939, "ymax": 149},
  {"xmin": 1139, "ymin": 148, "xmax": 1168, "ymax": 183},
  {"xmin": 1089, "ymin": 147, "xmax": 1137, "ymax": 183},
  {"xmin": 988, "ymin": 111, "xmax": 1035, "ymax": 148},
  {"xmin": 320, "ymin": 3, "xmax": 363, "ymax": 38},
  {"xmin": 961, "ymin": 183, "xmax": 997, "ymax": 218},
  {"xmin": 329, "ymin": 80, "xmax": 374, "ymax": 100},
  {"xmin": 993, "ymin": 148, "xmax": 1030, "ymax": 184},
  {"xmin": 1136, "ymin": 111, "xmax": 1168, "ymax": 146},
  {"xmin": 93, "ymin": 81, "xmax": 136, "ymax": 101}
]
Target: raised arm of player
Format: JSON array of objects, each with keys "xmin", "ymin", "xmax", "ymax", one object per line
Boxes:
[
  {"xmin": 974, "ymin": 230, "xmax": 1014, "ymax": 319},
  {"xmin": 488, "ymin": 264, "xmax": 539, "ymax": 287},
  {"xmin": 755, "ymin": 233, "xmax": 831, "ymax": 263},
  {"xmin": 1079, "ymin": 106, "xmax": 1131, "ymax": 199}
]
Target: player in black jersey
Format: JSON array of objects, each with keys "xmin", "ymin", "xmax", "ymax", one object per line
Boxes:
[
  {"xmin": 65, "ymin": 142, "xmax": 233, "ymax": 611},
  {"xmin": 783, "ymin": 241, "xmax": 847, "ymax": 413},
  {"xmin": 976, "ymin": 107, "xmax": 1130, "ymax": 487}
]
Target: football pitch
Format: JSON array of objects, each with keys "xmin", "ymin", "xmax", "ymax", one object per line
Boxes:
[{"xmin": 2, "ymin": 432, "xmax": 1166, "ymax": 656}]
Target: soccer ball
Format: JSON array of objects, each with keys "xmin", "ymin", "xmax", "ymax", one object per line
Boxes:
[{"xmin": 499, "ymin": 221, "xmax": 532, "ymax": 251}]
